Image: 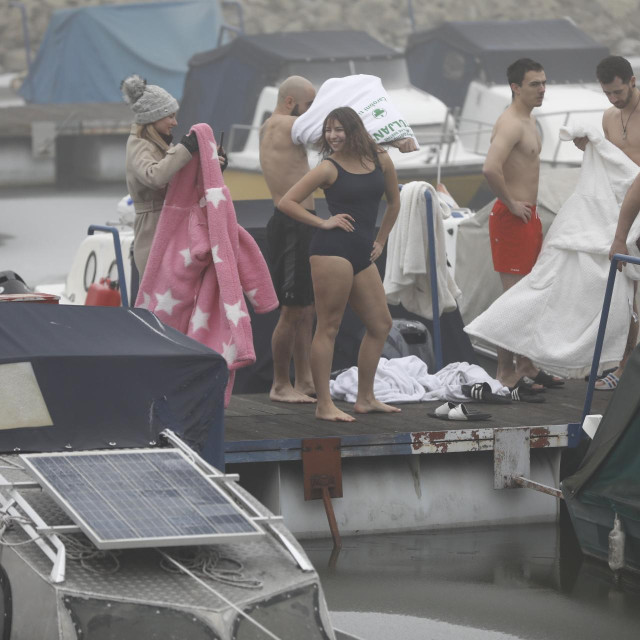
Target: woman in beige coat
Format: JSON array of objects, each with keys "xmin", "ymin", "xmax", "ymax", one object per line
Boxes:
[{"xmin": 121, "ymin": 74, "xmax": 226, "ymax": 278}]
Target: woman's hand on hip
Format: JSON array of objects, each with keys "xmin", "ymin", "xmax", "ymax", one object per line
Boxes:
[
  {"xmin": 370, "ymin": 241, "xmax": 383, "ymax": 262},
  {"xmin": 320, "ymin": 213, "xmax": 354, "ymax": 232}
]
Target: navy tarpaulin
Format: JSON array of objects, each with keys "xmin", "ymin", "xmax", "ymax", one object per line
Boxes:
[
  {"xmin": 175, "ymin": 30, "xmax": 401, "ymax": 139},
  {"xmin": 19, "ymin": 0, "xmax": 222, "ymax": 104},
  {"xmin": 0, "ymin": 305, "xmax": 228, "ymax": 466},
  {"xmin": 406, "ymin": 19, "xmax": 609, "ymax": 107}
]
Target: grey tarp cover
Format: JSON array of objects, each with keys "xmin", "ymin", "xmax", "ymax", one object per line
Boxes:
[
  {"xmin": 175, "ymin": 30, "xmax": 400, "ymax": 139},
  {"xmin": 19, "ymin": 0, "xmax": 222, "ymax": 103},
  {"xmin": 406, "ymin": 19, "xmax": 609, "ymax": 107},
  {"xmin": 0, "ymin": 304, "xmax": 228, "ymax": 467},
  {"xmin": 562, "ymin": 343, "xmax": 640, "ymax": 506}
]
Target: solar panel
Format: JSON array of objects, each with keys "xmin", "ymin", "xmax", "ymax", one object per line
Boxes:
[{"xmin": 20, "ymin": 449, "xmax": 264, "ymax": 550}]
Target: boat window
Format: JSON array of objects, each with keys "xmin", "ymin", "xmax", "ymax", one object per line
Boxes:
[
  {"xmin": 284, "ymin": 58, "xmax": 409, "ymax": 89},
  {"xmin": 352, "ymin": 58, "xmax": 410, "ymax": 87},
  {"xmin": 285, "ymin": 61, "xmax": 352, "ymax": 86}
]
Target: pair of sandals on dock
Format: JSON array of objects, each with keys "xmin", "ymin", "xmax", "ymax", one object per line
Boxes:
[{"xmin": 429, "ymin": 371, "xmax": 564, "ymax": 421}]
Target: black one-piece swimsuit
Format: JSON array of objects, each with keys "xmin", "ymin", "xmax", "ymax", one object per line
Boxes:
[{"xmin": 309, "ymin": 157, "xmax": 385, "ymax": 274}]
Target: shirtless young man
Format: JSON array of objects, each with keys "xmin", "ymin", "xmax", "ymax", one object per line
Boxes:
[
  {"xmin": 574, "ymin": 56, "xmax": 640, "ymax": 390},
  {"xmin": 482, "ymin": 58, "xmax": 562, "ymax": 390},
  {"xmin": 260, "ymin": 76, "xmax": 317, "ymax": 403}
]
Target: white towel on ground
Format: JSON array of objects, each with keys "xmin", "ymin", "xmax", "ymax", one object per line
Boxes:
[
  {"xmin": 465, "ymin": 122, "xmax": 640, "ymax": 378},
  {"xmin": 329, "ymin": 356, "xmax": 509, "ymax": 403},
  {"xmin": 291, "ymin": 74, "xmax": 418, "ymax": 148},
  {"xmin": 383, "ymin": 181, "xmax": 461, "ymax": 319}
]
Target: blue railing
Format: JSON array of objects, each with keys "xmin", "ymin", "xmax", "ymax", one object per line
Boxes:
[
  {"xmin": 424, "ymin": 190, "xmax": 443, "ymax": 371},
  {"xmin": 581, "ymin": 253, "xmax": 640, "ymax": 425},
  {"xmin": 87, "ymin": 225, "xmax": 130, "ymax": 308},
  {"xmin": 396, "ymin": 186, "xmax": 443, "ymax": 371}
]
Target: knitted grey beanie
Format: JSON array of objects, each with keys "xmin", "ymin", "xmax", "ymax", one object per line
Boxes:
[{"xmin": 121, "ymin": 74, "xmax": 179, "ymax": 125}]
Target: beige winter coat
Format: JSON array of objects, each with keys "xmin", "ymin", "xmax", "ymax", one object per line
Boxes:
[{"xmin": 125, "ymin": 125, "xmax": 192, "ymax": 276}]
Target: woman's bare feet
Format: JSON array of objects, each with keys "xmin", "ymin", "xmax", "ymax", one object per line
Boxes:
[
  {"xmin": 270, "ymin": 385, "xmax": 317, "ymax": 403},
  {"xmin": 315, "ymin": 404, "xmax": 356, "ymax": 422},
  {"xmin": 294, "ymin": 382, "xmax": 316, "ymax": 398},
  {"xmin": 354, "ymin": 399, "xmax": 401, "ymax": 414}
]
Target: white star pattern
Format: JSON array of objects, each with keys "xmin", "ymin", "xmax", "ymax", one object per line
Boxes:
[
  {"xmin": 190, "ymin": 305, "xmax": 210, "ymax": 333},
  {"xmin": 179, "ymin": 248, "xmax": 193, "ymax": 268},
  {"xmin": 245, "ymin": 288, "xmax": 258, "ymax": 307},
  {"xmin": 224, "ymin": 300, "xmax": 248, "ymax": 327},
  {"xmin": 210, "ymin": 140, "xmax": 220, "ymax": 161},
  {"xmin": 221, "ymin": 340, "xmax": 237, "ymax": 365},
  {"xmin": 205, "ymin": 187, "xmax": 226, "ymax": 208},
  {"xmin": 154, "ymin": 289, "xmax": 181, "ymax": 316},
  {"xmin": 138, "ymin": 292, "xmax": 151, "ymax": 309},
  {"xmin": 211, "ymin": 245, "xmax": 223, "ymax": 264}
]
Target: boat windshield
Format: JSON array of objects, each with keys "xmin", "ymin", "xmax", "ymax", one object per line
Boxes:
[{"xmin": 284, "ymin": 57, "xmax": 410, "ymax": 89}]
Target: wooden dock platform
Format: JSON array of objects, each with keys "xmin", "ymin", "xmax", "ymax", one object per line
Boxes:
[{"xmin": 225, "ymin": 378, "xmax": 611, "ymax": 464}]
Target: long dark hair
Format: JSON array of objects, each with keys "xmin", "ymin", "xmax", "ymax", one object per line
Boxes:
[{"xmin": 320, "ymin": 107, "xmax": 381, "ymax": 168}]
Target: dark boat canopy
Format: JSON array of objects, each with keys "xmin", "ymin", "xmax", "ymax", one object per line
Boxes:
[
  {"xmin": 563, "ymin": 344, "xmax": 640, "ymax": 516},
  {"xmin": 0, "ymin": 304, "xmax": 227, "ymax": 466},
  {"xmin": 406, "ymin": 19, "xmax": 609, "ymax": 108},
  {"xmin": 176, "ymin": 30, "xmax": 402, "ymax": 139}
]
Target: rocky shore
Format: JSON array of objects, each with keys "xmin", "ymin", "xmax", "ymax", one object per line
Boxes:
[{"xmin": 2, "ymin": 0, "xmax": 640, "ymax": 76}]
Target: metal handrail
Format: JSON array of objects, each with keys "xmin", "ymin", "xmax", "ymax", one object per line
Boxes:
[
  {"xmin": 397, "ymin": 186, "xmax": 443, "ymax": 371},
  {"xmin": 87, "ymin": 225, "xmax": 129, "ymax": 308},
  {"xmin": 425, "ymin": 190, "xmax": 443, "ymax": 370},
  {"xmin": 581, "ymin": 253, "xmax": 640, "ymax": 424},
  {"xmin": 456, "ymin": 107, "xmax": 607, "ymax": 159}
]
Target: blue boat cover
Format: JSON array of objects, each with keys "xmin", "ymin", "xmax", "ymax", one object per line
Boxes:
[
  {"xmin": 0, "ymin": 304, "xmax": 228, "ymax": 467},
  {"xmin": 19, "ymin": 0, "xmax": 222, "ymax": 104}
]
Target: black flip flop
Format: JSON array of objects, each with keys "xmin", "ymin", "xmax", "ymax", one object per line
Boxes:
[
  {"xmin": 461, "ymin": 382, "xmax": 511, "ymax": 404},
  {"xmin": 510, "ymin": 388, "xmax": 545, "ymax": 403},
  {"xmin": 533, "ymin": 370, "xmax": 564, "ymax": 388},
  {"xmin": 510, "ymin": 376, "xmax": 545, "ymax": 395}
]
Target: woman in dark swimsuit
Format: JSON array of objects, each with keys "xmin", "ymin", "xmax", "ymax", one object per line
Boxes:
[{"xmin": 278, "ymin": 107, "xmax": 401, "ymax": 422}]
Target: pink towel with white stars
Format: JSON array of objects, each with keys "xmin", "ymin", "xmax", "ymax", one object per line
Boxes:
[{"xmin": 135, "ymin": 123, "xmax": 279, "ymax": 404}]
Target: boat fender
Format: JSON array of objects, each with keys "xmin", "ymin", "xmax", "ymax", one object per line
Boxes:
[
  {"xmin": 85, "ymin": 278, "xmax": 121, "ymax": 307},
  {"xmin": 608, "ymin": 513, "xmax": 626, "ymax": 574}
]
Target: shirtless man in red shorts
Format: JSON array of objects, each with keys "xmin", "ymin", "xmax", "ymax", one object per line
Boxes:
[{"xmin": 482, "ymin": 58, "xmax": 562, "ymax": 390}]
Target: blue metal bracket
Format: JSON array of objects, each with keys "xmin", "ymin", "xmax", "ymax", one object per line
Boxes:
[
  {"xmin": 581, "ymin": 253, "xmax": 640, "ymax": 432},
  {"xmin": 87, "ymin": 225, "xmax": 129, "ymax": 308},
  {"xmin": 424, "ymin": 190, "xmax": 443, "ymax": 371}
]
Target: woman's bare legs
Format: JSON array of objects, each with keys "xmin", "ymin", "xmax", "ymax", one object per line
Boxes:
[
  {"xmin": 310, "ymin": 255, "xmax": 356, "ymax": 422},
  {"xmin": 348, "ymin": 264, "xmax": 400, "ymax": 414}
]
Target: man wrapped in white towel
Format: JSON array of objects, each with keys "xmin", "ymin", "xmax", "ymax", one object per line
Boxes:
[{"xmin": 291, "ymin": 74, "xmax": 419, "ymax": 152}]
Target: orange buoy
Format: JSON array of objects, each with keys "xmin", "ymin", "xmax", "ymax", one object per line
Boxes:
[{"xmin": 85, "ymin": 278, "xmax": 121, "ymax": 307}]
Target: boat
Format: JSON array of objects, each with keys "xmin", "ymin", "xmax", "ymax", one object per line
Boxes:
[
  {"xmin": 176, "ymin": 30, "xmax": 487, "ymax": 209},
  {"xmin": 406, "ymin": 18, "xmax": 611, "ymax": 185},
  {"xmin": 0, "ymin": 301, "xmax": 359, "ymax": 639},
  {"xmin": 0, "ymin": 0, "xmax": 228, "ymax": 188},
  {"xmin": 562, "ymin": 342, "xmax": 640, "ymax": 577}
]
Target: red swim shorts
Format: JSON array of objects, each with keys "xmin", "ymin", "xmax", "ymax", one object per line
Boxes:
[{"xmin": 489, "ymin": 199, "xmax": 543, "ymax": 275}]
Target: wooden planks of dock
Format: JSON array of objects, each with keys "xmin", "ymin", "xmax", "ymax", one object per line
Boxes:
[{"xmin": 224, "ymin": 378, "xmax": 611, "ymax": 463}]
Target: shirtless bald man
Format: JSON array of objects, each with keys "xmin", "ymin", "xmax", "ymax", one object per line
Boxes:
[
  {"xmin": 260, "ymin": 76, "xmax": 317, "ymax": 403},
  {"xmin": 574, "ymin": 55, "xmax": 640, "ymax": 390},
  {"xmin": 482, "ymin": 58, "xmax": 562, "ymax": 391}
]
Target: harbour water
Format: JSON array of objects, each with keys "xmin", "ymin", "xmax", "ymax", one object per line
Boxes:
[
  {"xmin": 2, "ymin": 186, "xmax": 640, "ymax": 640},
  {"xmin": 305, "ymin": 514, "xmax": 640, "ymax": 640}
]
